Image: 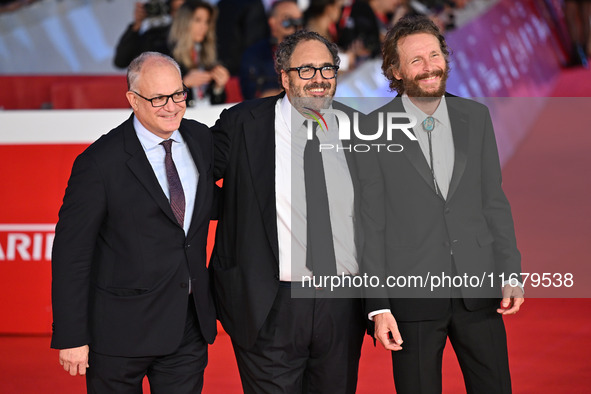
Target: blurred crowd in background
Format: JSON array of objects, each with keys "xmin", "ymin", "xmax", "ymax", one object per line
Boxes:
[
  {"xmin": 110, "ymin": 0, "xmax": 487, "ymax": 105},
  {"xmin": 2, "ymin": 0, "xmax": 590, "ymax": 102}
]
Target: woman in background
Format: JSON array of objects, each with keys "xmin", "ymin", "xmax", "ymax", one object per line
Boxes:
[
  {"xmin": 168, "ymin": 0, "xmax": 230, "ymax": 106},
  {"xmin": 304, "ymin": 0, "xmax": 359, "ymax": 71}
]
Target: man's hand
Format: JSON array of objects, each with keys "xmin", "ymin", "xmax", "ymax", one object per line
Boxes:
[
  {"xmin": 59, "ymin": 345, "xmax": 89, "ymax": 376},
  {"xmin": 497, "ymin": 284, "xmax": 524, "ymax": 315},
  {"xmin": 183, "ymin": 69, "xmax": 213, "ymax": 88},
  {"xmin": 373, "ymin": 312, "xmax": 403, "ymax": 351},
  {"xmin": 132, "ymin": 2, "xmax": 148, "ymax": 32},
  {"xmin": 210, "ymin": 65, "xmax": 230, "ymax": 90}
]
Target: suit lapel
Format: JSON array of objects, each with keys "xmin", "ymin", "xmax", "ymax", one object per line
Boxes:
[
  {"xmin": 124, "ymin": 115, "xmax": 183, "ymax": 228},
  {"xmin": 244, "ymin": 97, "xmax": 280, "ymax": 262},
  {"xmin": 181, "ymin": 122, "xmax": 209, "ymax": 239},
  {"xmin": 446, "ymin": 98, "xmax": 469, "ymax": 202},
  {"xmin": 387, "ymin": 98, "xmax": 441, "ymax": 197}
]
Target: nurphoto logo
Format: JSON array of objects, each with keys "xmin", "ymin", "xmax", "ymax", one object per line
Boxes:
[{"xmin": 301, "ymin": 103, "xmax": 419, "ymax": 153}]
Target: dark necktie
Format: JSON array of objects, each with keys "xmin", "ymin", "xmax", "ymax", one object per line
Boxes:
[
  {"xmin": 160, "ymin": 139, "xmax": 185, "ymax": 227},
  {"xmin": 304, "ymin": 128, "xmax": 337, "ymax": 276}
]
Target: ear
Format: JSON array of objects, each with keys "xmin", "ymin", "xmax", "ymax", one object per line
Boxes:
[
  {"xmin": 391, "ymin": 65, "xmax": 401, "ymax": 81},
  {"xmin": 126, "ymin": 91, "xmax": 138, "ymax": 110},
  {"xmin": 281, "ymin": 70, "xmax": 290, "ymax": 91}
]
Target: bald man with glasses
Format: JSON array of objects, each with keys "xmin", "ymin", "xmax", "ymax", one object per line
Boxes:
[{"xmin": 51, "ymin": 51, "xmax": 216, "ymax": 393}]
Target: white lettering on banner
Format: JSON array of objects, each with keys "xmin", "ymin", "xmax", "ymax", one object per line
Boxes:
[{"xmin": 0, "ymin": 224, "xmax": 55, "ymax": 262}]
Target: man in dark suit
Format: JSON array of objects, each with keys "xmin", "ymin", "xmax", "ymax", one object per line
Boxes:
[
  {"xmin": 210, "ymin": 30, "xmax": 365, "ymax": 393},
  {"xmin": 356, "ymin": 16, "xmax": 524, "ymax": 393},
  {"xmin": 51, "ymin": 52, "xmax": 216, "ymax": 393}
]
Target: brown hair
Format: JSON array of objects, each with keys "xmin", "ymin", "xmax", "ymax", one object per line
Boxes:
[
  {"xmin": 382, "ymin": 15, "xmax": 450, "ymax": 93},
  {"xmin": 168, "ymin": 0, "xmax": 218, "ymax": 69}
]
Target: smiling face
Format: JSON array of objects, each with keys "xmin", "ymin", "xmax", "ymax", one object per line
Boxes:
[
  {"xmin": 281, "ymin": 39, "xmax": 337, "ymax": 102},
  {"xmin": 191, "ymin": 7, "xmax": 211, "ymax": 44},
  {"xmin": 393, "ymin": 33, "xmax": 449, "ymax": 98},
  {"xmin": 126, "ymin": 58, "xmax": 186, "ymax": 139}
]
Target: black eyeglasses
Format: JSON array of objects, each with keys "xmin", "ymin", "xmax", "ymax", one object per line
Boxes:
[
  {"xmin": 131, "ymin": 88, "xmax": 188, "ymax": 107},
  {"xmin": 286, "ymin": 65, "xmax": 339, "ymax": 80}
]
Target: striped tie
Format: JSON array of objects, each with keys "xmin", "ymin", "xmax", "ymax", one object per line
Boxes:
[{"xmin": 160, "ymin": 139, "xmax": 185, "ymax": 227}]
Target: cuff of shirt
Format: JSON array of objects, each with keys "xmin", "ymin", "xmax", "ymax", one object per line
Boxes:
[
  {"xmin": 368, "ymin": 309, "xmax": 391, "ymax": 321},
  {"xmin": 503, "ymin": 280, "xmax": 524, "ymax": 296}
]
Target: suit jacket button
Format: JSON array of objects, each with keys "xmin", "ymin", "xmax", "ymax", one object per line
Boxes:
[
  {"xmin": 180, "ymin": 283, "xmax": 188, "ymax": 288},
  {"xmin": 444, "ymin": 208, "xmax": 451, "ymax": 214}
]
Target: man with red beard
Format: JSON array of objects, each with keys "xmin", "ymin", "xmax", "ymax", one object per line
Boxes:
[
  {"xmin": 210, "ymin": 30, "xmax": 365, "ymax": 393},
  {"xmin": 356, "ymin": 16, "xmax": 524, "ymax": 393}
]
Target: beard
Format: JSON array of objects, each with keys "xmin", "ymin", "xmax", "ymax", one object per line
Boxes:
[
  {"xmin": 401, "ymin": 66, "xmax": 449, "ymax": 100},
  {"xmin": 288, "ymin": 77, "xmax": 336, "ymax": 114}
]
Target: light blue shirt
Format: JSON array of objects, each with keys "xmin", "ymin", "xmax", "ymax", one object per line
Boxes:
[{"xmin": 133, "ymin": 116, "xmax": 199, "ymax": 235}]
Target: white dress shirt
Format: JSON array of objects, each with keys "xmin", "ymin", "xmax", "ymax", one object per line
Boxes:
[{"xmin": 275, "ymin": 97, "xmax": 358, "ymax": 282}]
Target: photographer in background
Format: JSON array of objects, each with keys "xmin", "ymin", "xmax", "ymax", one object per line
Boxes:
[
  {"xmin": 114, "ymin": 0, "xmax": 185, "ymax": 69},
  {"xmin": 239, "ymin": 0, "xmax": 303, "ymax": 99}
]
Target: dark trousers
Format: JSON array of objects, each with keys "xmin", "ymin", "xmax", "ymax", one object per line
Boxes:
[
  {"xmin": 86, "ymin": 297, "xmax": 208, "ymax": 394},
  {"xmin": 232, "ymin": 285, "xmax": 366, "ymax": 394},
  {"xmin": 391, "ymin": 298, "xmax": 511, "ymax": 394}
]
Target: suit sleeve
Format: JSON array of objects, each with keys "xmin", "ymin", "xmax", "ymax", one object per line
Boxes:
[
  {"xmin": 480, "ymin": 108, "xmax": 521, "ymax": 278},
  {"xmin": 354, "ymin": 121, "xmax": 391, "ymax": 315},
  {"xmin": 51, "ymin": 151, "xmax": 107, "ymax": 349},
  {"xmin": 211, "ymin": 108, "xmax": 235, "ymax": 181}
]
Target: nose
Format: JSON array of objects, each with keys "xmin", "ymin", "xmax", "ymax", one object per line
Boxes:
[
  {"xmin": 163, "ymin": 95, "xmax": 178, "ymax": 111},
  {"xmin": 311, "ymin": 68, "xmax": 325, "ymax": 83}
]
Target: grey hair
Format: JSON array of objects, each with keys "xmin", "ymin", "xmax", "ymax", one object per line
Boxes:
[{"xmin": 127, "ymin": 52, "xmax": 182, "ymax": 91}]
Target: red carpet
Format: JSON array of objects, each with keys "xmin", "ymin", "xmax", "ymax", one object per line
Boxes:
[{"xmin": 1, "ymin": 66, "xmax": 590, "ymax": 393}]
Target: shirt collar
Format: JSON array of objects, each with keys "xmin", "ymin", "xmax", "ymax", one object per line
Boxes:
[
  {"xmin": 279, "ymin": 94, "xmax": 308, "ymax": 133},
  {"xmin": 279, "ymin": 94, "xmax": 337, "ymax": 136},
  {"xmin": 401, "ymin": 93, "xmax": 450, "ymax": 130},
  {"xmin": 133, "ymin": 115, "xmax": 183, "ymax": 151}
]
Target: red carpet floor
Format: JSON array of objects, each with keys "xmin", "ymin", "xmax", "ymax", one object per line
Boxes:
[{"xmin": 1, "ymin": 66, "xmax": 590, "ymax": 393}]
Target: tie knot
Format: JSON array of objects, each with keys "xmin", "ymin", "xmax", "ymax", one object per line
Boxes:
[{"xmin": 160, "ymin": 139, "xmax": 174, "ymax": 154}]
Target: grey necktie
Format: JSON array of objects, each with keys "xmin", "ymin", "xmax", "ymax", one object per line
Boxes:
[{"xmin": 304, "ymin": 128, "xmax": 337, "ymax": 276}]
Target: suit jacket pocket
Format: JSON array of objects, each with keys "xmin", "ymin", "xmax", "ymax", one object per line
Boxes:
[
  {"xmin": 210, "ymin": 253, "xmax": 236, "ymax": 271},
  {"xmin": 104, "ymin": 287, "xmax": 150, "ymax": 297},
  {"xmin": 476, "ymin": 230, "xmax": 494, "ymax": 247}
]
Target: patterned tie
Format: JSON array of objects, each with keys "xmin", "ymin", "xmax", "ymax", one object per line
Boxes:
[
  {"xmin": 160, "ymin": 139, "xmax": 185, "ymax": 227},
  {"xmin": 304, "ymin": 127, "xmax": 337, "ymax": 276}
]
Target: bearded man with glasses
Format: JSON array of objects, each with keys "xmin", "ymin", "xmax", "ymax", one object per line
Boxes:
[
  {"xmin": 210, "ymin": 30, "xmax": 365, "ymax": 393},
  {"xmin": 51, "ymin": 51, "xmax": 217, "ymax": 393}
]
